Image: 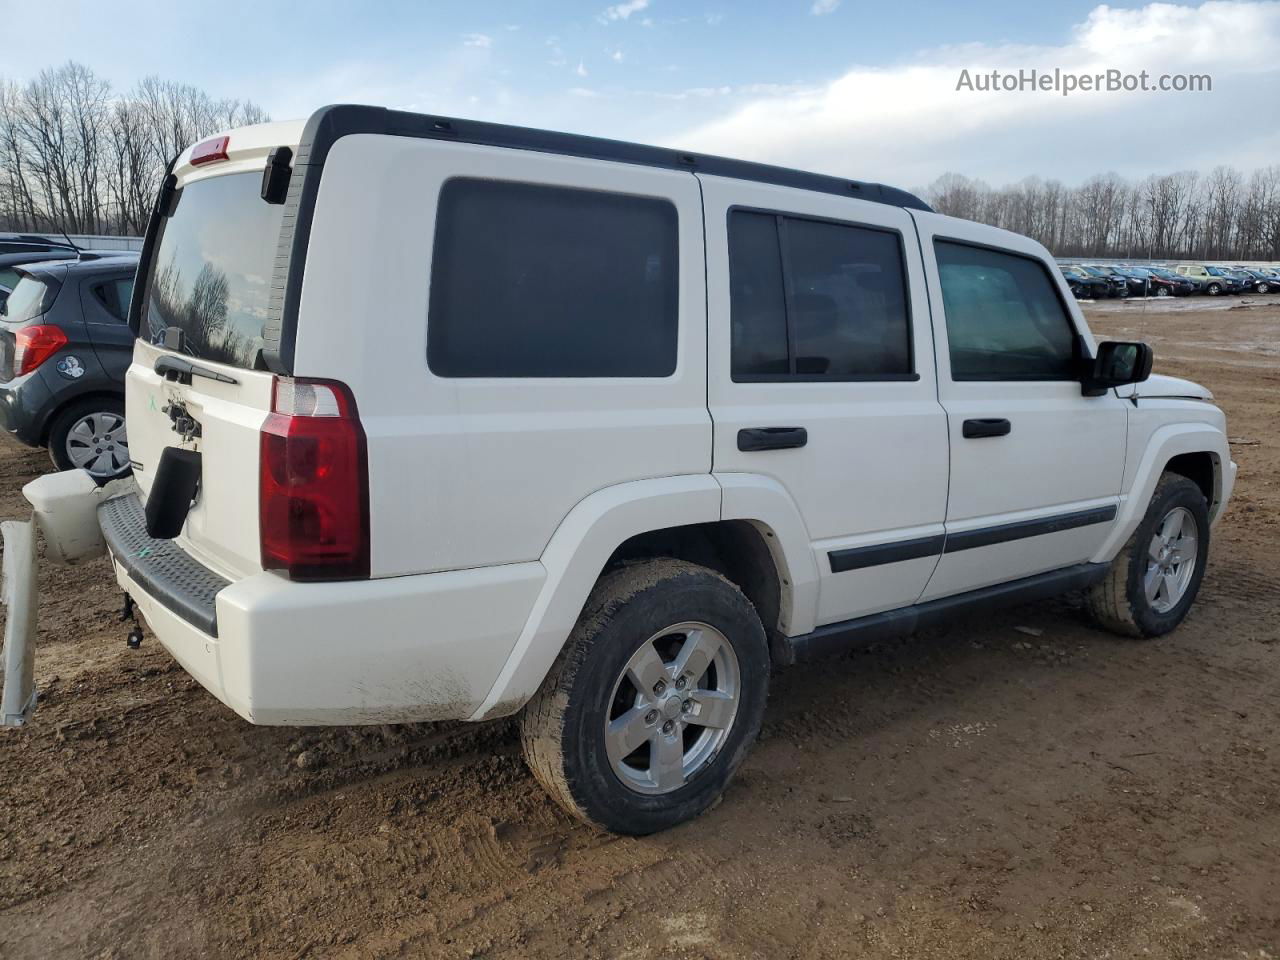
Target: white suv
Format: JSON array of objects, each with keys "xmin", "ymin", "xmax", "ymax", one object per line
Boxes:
[{"xmin": 71, "ymin": 107, "xmax": 1236, "ymax": 833}]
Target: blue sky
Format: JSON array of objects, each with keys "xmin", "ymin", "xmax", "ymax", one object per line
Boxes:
[{"xmin": 6, "ymin": 0, "xmax": 1280, "ymax": 186}]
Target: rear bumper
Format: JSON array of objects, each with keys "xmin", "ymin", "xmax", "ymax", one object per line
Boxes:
[
  {"xmin": 102, "ymin": 495, "xmax": 546, "ymax": 725},
  {"xmin": 0, "ymin": 371, "xmax": 55, "ymax": 446}
]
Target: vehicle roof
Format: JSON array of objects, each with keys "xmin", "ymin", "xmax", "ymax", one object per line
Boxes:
[
  {"xmin": 192, "ymin": 106, "xmax": 933, "ymax": 212},
  {"xmin": 15, "ymin": 253, "xmax": 138, "ymax": 281}
]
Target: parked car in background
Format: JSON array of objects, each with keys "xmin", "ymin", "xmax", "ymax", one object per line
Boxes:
[
  {"xmin": 1143, "ymin": 267, "xmax": 1198, "ymax": 296},
  {"xmin": 1077, "ymin": 265, "xmax": 1128, "ymax": 297},
  {"xmin": 1060, "ymin": 265, "xmax": 1112, "ymax": 299},
  {"xmin": 0, "ymin": 253, "xmax": 139, "ymax": 480},
  {"xmin": 0, "ymin": 235, "xmax": 79, "ymax": 257},
  {"xmin": 1233, "ymin": 268, "xmax": 1276, "ymax": 294},
  {"xmin": 1175, "ymin": 264, "xmax": 1243, "ymax": 295},
  {"xmin": 1103, "ymin": 266, "xmax": 1154, "ymax": 297}
]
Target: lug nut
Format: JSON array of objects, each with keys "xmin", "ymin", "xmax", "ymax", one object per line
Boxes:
[
  {"xmin": 653, "ymin": 680, "xmax": 667, "ymax": 696},
  {"xmin": 661, "ymin": 720, "xmax": 675, "ymax": 734},
  {"xmin": 645, "ymin": 709, "xmax": 659, "ymax": 724},
  {"xmin": 682, "ymin": 700, "xmax": 692, "ymax": 713},
  {"xmin": 675, "ymin": 676, "xmax": 687, "ymax": 690}
]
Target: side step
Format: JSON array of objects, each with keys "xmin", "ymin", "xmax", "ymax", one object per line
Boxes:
[{"xmin": 781, "ymin": 562, "xmax": 1109, "ymax": 665}]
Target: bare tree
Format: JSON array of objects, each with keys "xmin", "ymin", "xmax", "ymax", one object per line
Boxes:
[{"xmin": 0, "ymin": 61, "xmax": 267, "ymax": 235}]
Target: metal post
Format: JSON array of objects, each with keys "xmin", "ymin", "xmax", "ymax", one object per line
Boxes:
[{"xmin": 2, "ymin": 519, "xmax": 38, "ymax": 726}]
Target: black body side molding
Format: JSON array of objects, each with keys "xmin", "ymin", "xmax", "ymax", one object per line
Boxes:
[
  {"xmin": 826, "ymin": 504, "xmax": 1117, "ymax": 573},
  {"xmin": 829, "ymin": 534, "xmax": 946, "ymax": 573},
  {"xmin": 943, "ymin": 505, "xmax": 1117, "ymax": 554},
  {"xmin": 781, "ymin": 562, "xmax": 1109, "ymax": 665}
]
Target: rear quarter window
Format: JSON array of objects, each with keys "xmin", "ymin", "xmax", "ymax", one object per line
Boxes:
[{"xmin": 427, "ymin": 178, "xmax": 679, "ymax": 378}]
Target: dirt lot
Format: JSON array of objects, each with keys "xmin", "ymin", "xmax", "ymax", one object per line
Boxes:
[{"xmin": 1, "ymin": 299, "xmax": 1277, "ymax": 960}]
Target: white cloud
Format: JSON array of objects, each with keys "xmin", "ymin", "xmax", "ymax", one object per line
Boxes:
[
  {"xmin": 598, "ymin": 0, "xmax": 649, "ymax": 23},
  {"xmin": 612, "ymin": 49, "xmax": 625, "ymax": 63},
  {"xmin": 462, "ymin": 33, "xmax": 492, "ymax": 48},
  {"xmin": 576, "ymin": 60, "xmax": 589, "ymax": 77},
  {"xmin": 670, "ymin": 0, "xmax": 1280, "ymax": 185},
  {"xmin": 811, "ymin": 0, "xmax": 840, "ymax": 15}
]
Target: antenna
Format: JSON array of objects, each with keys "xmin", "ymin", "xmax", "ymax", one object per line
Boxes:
[{"xmin": 55, "ymin": 227, "xmax": 83, "ymax": 260}]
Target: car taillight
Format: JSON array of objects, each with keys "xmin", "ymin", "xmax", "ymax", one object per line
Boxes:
[
  {"xmin": 13, "ymin": 325, "xmax": 68, "ymax": 376},
  {"xmin": 260, "ymin": 378, "xmax": 369, "ymax": 580}
]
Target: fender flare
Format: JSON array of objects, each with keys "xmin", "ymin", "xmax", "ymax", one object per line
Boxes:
[
  {"xmin": 716, "ymin": 473, "xmax": 819, "ymax": 637},
  {"xmin": 469, "ymin": 475, "xmax": 722, "ymax": 720},
  {"xmin": 1091, "ymin": 421, "xmax": 1232, "ymax": 564},
  {"xmin": 468, "ymin": 472, "xmax": 821, "ymax": 721}
]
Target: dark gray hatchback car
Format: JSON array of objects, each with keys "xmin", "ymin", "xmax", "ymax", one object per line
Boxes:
[{"xmin": 0, "ymin": 253, "xmax": 139, "ymax": 479}]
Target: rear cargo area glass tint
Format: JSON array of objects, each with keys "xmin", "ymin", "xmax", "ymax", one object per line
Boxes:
[{"xmin": 142, "ymin": 172, "xmax": 283, "ymax": 369}]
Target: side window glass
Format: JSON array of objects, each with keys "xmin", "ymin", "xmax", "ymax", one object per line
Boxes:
[
  {"xmin": 428, "ymin": 178, "xmax": 678, "ymax": 378},
  {"xmin": 113, "ymin": 279, "xmax": 135, "ymax": 322},
  {"xmin": 728, "ymin": 211, "xmax": 788, "ymax": 377},
  {"xmin": 934, "ymin": 241, "xmax": 1079, "ymax": 381},
  {"xmin": 783, "ymin": 218, "xmax": 912, "ymax": 377},
  {"xmin": 727, "ymin": 211, "xmax": 914, "ymax": 380}
]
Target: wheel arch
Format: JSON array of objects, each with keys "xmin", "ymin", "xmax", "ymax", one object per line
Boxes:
[
  {"xmin": 1092, "ymin": 421, "xmax": 1232, "ymax": 565},
  {"xmin": 469, "ymin": 473, "xmax": 817, "ymax": 721},
  {"xmin": 39, "ymin": 388, "xmax": 126, "ymax": 446}
]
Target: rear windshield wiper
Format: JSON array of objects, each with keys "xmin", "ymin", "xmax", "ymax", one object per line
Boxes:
[{"xmin": 154, "ymin": 354, "xmax": 238, "ymax": 386}]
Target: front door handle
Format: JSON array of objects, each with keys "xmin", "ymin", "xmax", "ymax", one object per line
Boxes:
[
  {"xmin": 962, "ymin": 418, "xmax": 1011, "ymax": 439},
  {"xmin": 738, "ymin": 426, "xmax": 808, "ymax": 452}
]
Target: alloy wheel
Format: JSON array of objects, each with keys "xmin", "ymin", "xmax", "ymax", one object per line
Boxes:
[
  {"xmin": 604, "ymin": 622, "xmax": 741, "ymax": 795},
  {"xmin": 1144, "ymin": 506, "xmax": 1199, "ymax": 614}
]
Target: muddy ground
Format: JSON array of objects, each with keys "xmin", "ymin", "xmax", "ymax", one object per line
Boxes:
[{"xmin": 1, "ymin": 299, "xmax": 1277, "ymax": 959}]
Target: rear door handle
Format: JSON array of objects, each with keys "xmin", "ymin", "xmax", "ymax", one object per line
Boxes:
[
  {"xmin": 738, "ymin": 426, "xmax": 808, "ymax": 451},
  {"xmin": 962, "ymin": 418, "xmax": 1011, "ymax": 439}
]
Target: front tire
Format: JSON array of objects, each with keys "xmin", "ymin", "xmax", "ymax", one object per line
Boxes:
[
  {"xmin": 520, "ymin": 559, "xmax": 770, "ymax": 834},
  {"xmin": 1086, "ymin": 474, "xmax": 1210, "ymax": 638}
]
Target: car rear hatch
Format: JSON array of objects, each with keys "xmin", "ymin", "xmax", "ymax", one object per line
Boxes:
[
  {"xmin": 126, "ymin": 124, "xmax": 302, "ymax": 583},
  {"xmin": 0, "ymin": 269, "xmax": 64, "ymax": 381}
]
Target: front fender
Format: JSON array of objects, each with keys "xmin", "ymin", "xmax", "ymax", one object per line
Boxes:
[
  {"xmin": 1091, "ymin": 420, "xmax": 1234, "ymax": 564},
  {"xmin": 469, "ymin": 475, "xmax": 722, "ymax": 720}
]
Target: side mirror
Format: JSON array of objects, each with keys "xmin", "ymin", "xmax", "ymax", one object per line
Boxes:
[{"xmin": 1082, "ymin": 341, "xmax": 1153, "ymax": 396}]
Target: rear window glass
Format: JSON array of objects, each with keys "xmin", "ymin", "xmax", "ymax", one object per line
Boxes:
[
  {"xmin": 143, "ymin": 171, "xmax": 284, "ymax": 368},
  {"xmin": 1, "ymin": 275, "xmax": 59, "ymax": 324},
  {"xmin": 428, "ymin": 178, "xmax": 678, "ymax": 378}
]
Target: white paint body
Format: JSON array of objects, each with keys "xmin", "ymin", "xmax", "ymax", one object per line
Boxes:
[{"xmin": 101, "ymin": 119, "xmax": 1235, "ymax": 726}]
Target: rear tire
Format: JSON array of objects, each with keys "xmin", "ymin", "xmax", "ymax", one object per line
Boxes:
[
  {"xmin": 1086, "ymin": 474, "xmax": 1210, "ymax": 638},
  {"xmin": 520, "ymin": 559, "xmax": 769, "ymax": 835},
  {"xmin": 47, "ymin": 396, "xmax": 130, "ymax": 482}
]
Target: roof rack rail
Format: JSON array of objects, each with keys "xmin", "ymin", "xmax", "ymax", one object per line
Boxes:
[{"xmin": 294, "ymin": 104, "xmax": 933, "ymax": 213}]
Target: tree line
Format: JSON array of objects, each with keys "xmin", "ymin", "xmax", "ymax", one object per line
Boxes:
[
  {"xmin": 0, "ymin": 62, "xmax": 267, "ymax": 237},
  {"xmin": 923, "ymin": 168, "xmax": 1280, "ymax": 262},
  {"xmin": 5, "ymin": 61, "xmax": 1279, "ymax": 262}
]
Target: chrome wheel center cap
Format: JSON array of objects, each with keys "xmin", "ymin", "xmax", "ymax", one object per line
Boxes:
[{"xmin": 660, "ymin": 694, "xmax": 684, "ymax": 721}]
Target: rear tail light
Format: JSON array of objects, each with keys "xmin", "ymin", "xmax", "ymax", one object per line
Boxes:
[
  {"xmin": 260, "ymin": 378, "xmax": 369, "ymax": 580},
  {"xmin": 13, "ymin": 325, "xmax": 68, "ymax": 376}
]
